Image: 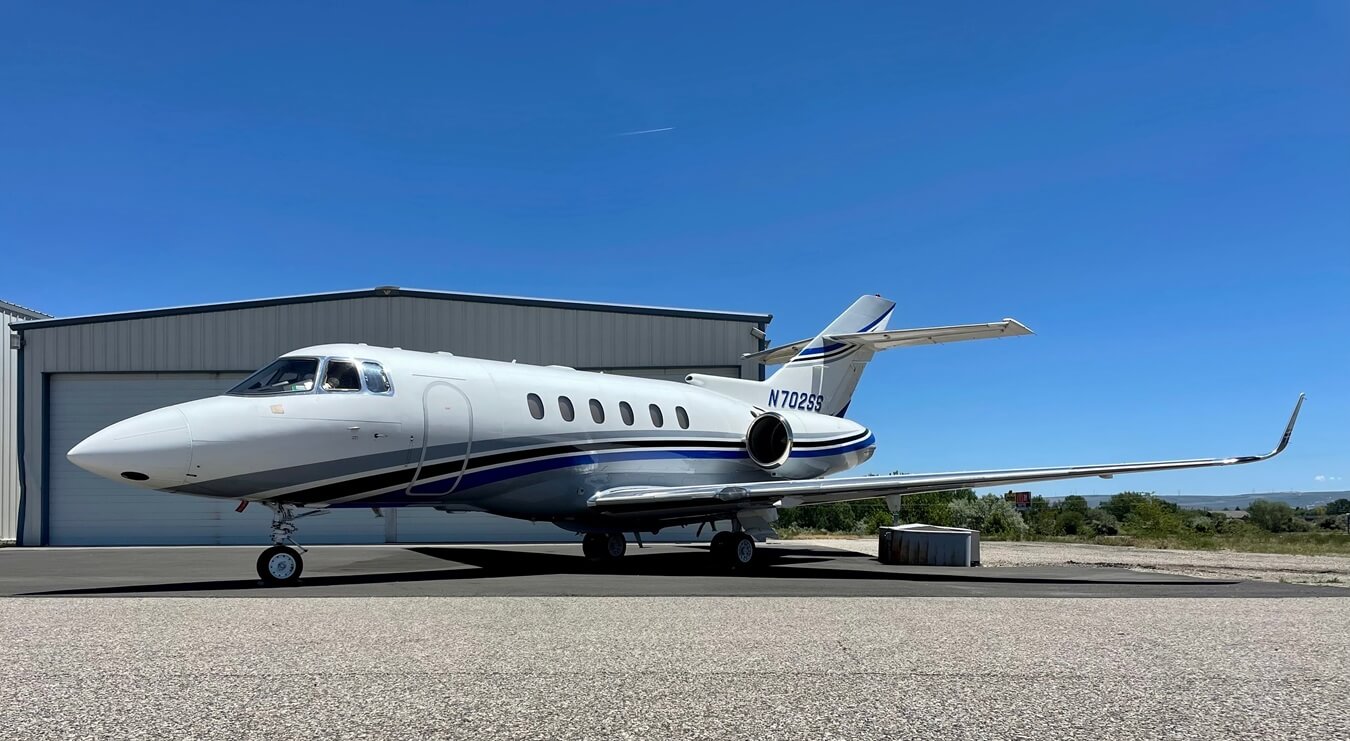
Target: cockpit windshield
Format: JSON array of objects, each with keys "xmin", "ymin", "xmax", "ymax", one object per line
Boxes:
[{"xmin": 228, "ymin": 357, "xmax": 318, "ymax": 396}]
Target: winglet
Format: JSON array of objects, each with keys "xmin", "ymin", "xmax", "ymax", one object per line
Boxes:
[
  {"xmin": 1241, "ymin": 393, "xmax": 1304, "ymax": 463},
  {"xmin": 1271, "ymin": 393, "xmax": 1305, "ymax": 458}
]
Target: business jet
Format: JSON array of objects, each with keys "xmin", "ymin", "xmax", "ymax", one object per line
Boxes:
[{"xmin": 66, "ymin": 295, "xmax": 1303, "ymax": 585}]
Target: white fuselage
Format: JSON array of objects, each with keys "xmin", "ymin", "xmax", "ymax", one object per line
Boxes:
[{"xmin": 68, "ymin": 344, "xmax": 877, "ymax": 530}]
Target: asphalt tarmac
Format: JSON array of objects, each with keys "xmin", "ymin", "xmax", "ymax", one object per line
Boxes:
[
  {"xmin": 5, "ymin": 546, "xmax": 1348, "ymax": 739},
  {"xmin": 2, "ymin": 543, "xmax": 1345, "ymax": 597},
  {"xmin": 4, "ymin": 596, "xmax": 1348, "ymax": 740}
]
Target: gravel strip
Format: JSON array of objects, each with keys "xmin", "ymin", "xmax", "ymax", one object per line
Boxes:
[
  {"xmin": 793, "ymin": 538, "xmax": 1350, "ymax": 586},
  {"xmin": 2, "ymin": 596, "xmax": 1347, "ymax": 740}
]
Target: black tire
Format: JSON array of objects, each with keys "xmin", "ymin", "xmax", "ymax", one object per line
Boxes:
[
  {"xmin": 711, "ymin": 532, "xmax": 756, "ymax": 571},
  {"xmin": 709, "ymin": 531, "xmax": 735, "ymax": 562},
  {"xmin": 581, "ymin": 533, "xmax": 606, "ymax": 561},
  {"xmin": 256, "ymin": 545, "xmax": 303, "ymax": 585}
]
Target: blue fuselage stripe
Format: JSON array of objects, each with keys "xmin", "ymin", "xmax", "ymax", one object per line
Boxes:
[
  {"xmin": 329, "ymin": 436, "xmax": 877, "ymax": 507},
  {"xmin": 792, "ymin": 434, "xmax": 876, "ymax": 458}
]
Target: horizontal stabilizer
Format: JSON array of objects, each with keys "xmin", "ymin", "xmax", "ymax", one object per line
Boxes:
[{"xmin": 745, "ymin": 318, "xmax": 1032, "ymax": 364}]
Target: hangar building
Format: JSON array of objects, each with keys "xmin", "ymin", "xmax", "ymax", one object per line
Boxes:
[
  {"xmin": 3, "ymin": 300, "xmax": 49, "ymax": 545},
  {"xmin": 8, "ymin": 287, "xmax": 769, "ymax": 546}
]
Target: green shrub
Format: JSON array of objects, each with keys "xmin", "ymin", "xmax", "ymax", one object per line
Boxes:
[
  {"xmin": 864, "ymin": 509, "xmax": 894, "ymax": 535},
  {"xmin": 1123, "ymin": 496, "xmax": 1185, "ymax": 537},
  {"xmin": 1060, "ymin": 495, "xmax": 1090, "ymax": 514},
  {"xmin": 1083, "ymin": 509, "xmax": 1120, "ymax": 536},
  {"xmin": 1186, "ymin": 514, "xmax": 1217, "ymax": 533},
  {"xmin": 1247, "ymin": 499, "xmax": 1304, "ymax": 533},
  {"xmin": 949, "ymin": 495, "xmax": 1028, "ymax": 539},
  {"xmin": 1055, "ymin": 510, "xmax": 1087, "ymax": 536}
]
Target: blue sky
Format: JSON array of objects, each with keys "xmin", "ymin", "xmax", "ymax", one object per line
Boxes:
[{"xmin": 2, "ymin": 2, "xmax": 1346, "ymax": 496}]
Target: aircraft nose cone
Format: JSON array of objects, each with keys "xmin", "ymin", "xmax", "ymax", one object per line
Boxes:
[{"xmin": 67, "ymin": 406, "xmax": 192, "ymax": 488}]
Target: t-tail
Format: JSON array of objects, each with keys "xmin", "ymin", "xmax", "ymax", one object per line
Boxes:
[
  {"xmin": 685, "ymin": 294, "xmax": 1032, "ymax": 417},
  {"xmin": 758, "ymin": 295, "xmax": 895, "ymax": 416}
]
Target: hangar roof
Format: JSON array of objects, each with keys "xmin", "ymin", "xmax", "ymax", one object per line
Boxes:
[
  {"xmin": 0, "ymin": 299, "xmax": 48, "ymax": 320},
  {"xmin": 12, "ymin": 286, "xmax": 772, "ymax": 331}
]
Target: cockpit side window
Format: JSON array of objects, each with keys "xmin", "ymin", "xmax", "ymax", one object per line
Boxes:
[
  {"xmin": 228, "ymin": 357, "xmax": 318, "ymax": 396},
  {"xmin": 322, "ymin": 359, "xmax": 362, "ymax": 392},
  {"xmin": 362, "ymin": 362, "xmax": 392, "ymax": 394}
]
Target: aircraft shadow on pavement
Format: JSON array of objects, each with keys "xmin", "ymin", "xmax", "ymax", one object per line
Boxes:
[{"xmin": 18, "ymin": 544, "xmax": 1224, "ymax": 596}]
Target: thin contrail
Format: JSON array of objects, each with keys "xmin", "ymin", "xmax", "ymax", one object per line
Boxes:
[{"xmin": 616, "ymin": 126, "xmax": 675, "ymax": 136}]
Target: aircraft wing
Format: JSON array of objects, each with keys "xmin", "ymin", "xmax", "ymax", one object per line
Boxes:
[
  {"xmin": 587, "ymin": 395, "xmax": 1304, "ymax": 519},
  {"xmin": 743, "ymin": 319, "xmax": 1032, "ymax": 364}
]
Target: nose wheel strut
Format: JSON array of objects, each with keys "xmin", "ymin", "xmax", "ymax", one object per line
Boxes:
[{"xmin": 256, "ymin": 503, "xmax": 327, "ymax": 586}]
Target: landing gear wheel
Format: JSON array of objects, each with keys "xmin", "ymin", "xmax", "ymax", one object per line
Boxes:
[
  {"xmin": 256, "ymin": 545, "xmax": 303, "ymax": 585},
  {"xmin": 712, "ymin": 533, "xmax": 756, "ymax": 571},
  {"xmin": 582, "ymin": 533, "xmax": 627, "ymax": 561},
  {"xmin": 709, "ymin": 531, "xmax": 735, "ymax": 561},
  {"xmin": 604, "ymin": 533, "xmax": 627, "ymax": 559},
  {"xmin": 730, "ymin": 533, "xmax": 756, "ymax": 568},
  {"xmin": 582, "ymin": 533, "xmax": 606, "ymax": 560}
]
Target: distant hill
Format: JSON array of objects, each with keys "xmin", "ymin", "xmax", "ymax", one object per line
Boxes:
[{"xmin": 1057, "ymin": 491, "xmax": 1350, "ymax": 511}]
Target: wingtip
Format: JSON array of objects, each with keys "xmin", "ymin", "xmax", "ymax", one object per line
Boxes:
[{"xmin": 1273, "ymin": 393, "xmax": 1305, "ymax": 457}]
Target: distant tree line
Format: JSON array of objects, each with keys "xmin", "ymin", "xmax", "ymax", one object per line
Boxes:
[{"xmin": 774, "ymin": 485, "xmax": 1350, "ymax": 540}]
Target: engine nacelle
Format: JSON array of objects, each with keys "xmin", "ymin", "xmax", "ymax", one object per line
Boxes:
[
  {"xmin": 744, "ymin": 409, "xmax": 874, "ymax": 480},
  {"xmin": 745, "ymin": 412, "xmax": 792, "ymax": 469}
]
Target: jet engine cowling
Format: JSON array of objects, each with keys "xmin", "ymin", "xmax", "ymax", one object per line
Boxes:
[{"xmin": 745, "ymin": 412, "xmax": 792, "ymax": 469}]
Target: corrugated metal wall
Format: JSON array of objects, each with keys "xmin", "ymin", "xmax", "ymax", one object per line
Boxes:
[
  {"xmin": 3, "ymin": 305, "xmax": 42, "ymax": 544},
  {"xmin": 15, "ymin": 294, "xmax": 766, "ymax": 545},
  {"xmin": 26, "ymin": 297, "xmax": 759, "ymax": 374}
]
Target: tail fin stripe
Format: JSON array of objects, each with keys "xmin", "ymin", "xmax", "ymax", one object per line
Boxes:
[
  {"xmin": 792, "ymin": 308, "xmax": 893, "ymax": 361},
  {"xmin": 788, "ymin": 345, "xmax": 860, "ymax": 365},
  {"xmin": 797, "ymin": 342, "xmax": 848, "ymax": 357},
  {"xmin": 856, "ymin": 310, "xmax": 892, "ymax": 333}
]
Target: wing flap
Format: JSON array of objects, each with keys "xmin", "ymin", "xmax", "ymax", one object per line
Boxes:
[{"xmin": 588, "ymin": 395, "xmax": 1304, "ymax": 517}]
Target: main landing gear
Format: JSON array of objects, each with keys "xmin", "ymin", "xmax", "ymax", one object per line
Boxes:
[
  {"xmin": 581, "ymin": 532, "xmax": 627, "ymax": 562},
  {"xmin": 256, "ymin": 503, "xmax": 326, "ymax": 586},
  {"xmin": 579, "ymin": 529, "xmax": 758, "ymax": 571},
  {"xmin": 710, "ymin": 531, "xmax": 757, "ymax": 570}
]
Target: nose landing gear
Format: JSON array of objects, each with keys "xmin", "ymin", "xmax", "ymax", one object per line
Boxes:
[
  {"xmin": 255, "ymin": 503, "xmax": 326, "ymax": 586},
  {"xmin": 257, "ymin": 545, "xmax": 303, "ymax": 584}
]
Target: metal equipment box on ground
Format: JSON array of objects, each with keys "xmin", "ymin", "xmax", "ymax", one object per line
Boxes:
[{"xmin": 877, "ymin": 524, "xmax": 980, "ymax": 566}]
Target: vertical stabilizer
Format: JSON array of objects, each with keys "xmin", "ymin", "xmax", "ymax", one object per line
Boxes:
[
  {"xmin": 688, "ymin": 295, "xmax": 1030, "ymax": 418},
  {"xmin": 762, "ymin": 295, "xmax": 895, "ymax": 416}
]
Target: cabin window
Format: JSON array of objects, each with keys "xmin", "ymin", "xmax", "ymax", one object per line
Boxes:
[
  {"xmin": 676, "ymin": 406, "xmax": 690, "ymax": 429},
  {"xmin": 322, "ymin": 360, "xmax": 362, "ymax": 392},
  {"xmin": 649, "ymin": 404, "xmax": 664, "ymax": 427},
  {"xmin": 619, "ymin": 401, "xmax": 634, "ymax": 426},
  {"xmin": 527, "ymin": 393, "xmax": 545, "ymax": 420},
  {"xmin": 589, "ymin": 399, "xmax": 605, "ymax": 424},
  {"xmin": 362, "ymin": 362, "xmax": 391, "ymax": 394},
  {"xmin": 228, "ymin": 357, "xmax": 318, "ymax": 396},
  {"xmin": 559, "ymin": 396, "xmax": 576, "ymax": 422}
]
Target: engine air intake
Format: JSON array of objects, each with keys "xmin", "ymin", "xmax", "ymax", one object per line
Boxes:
[{"xmin": 746, "ymin": 413, "xmax": 792, "ymax": 469}]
